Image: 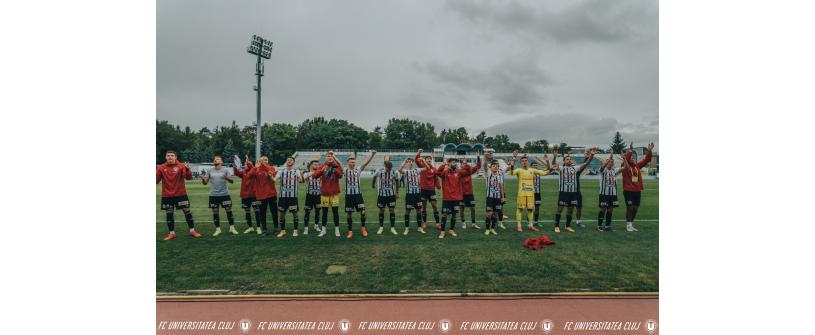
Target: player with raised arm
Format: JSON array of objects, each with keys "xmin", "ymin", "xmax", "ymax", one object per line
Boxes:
[
  {"xmin": 312, "ymin": 151, "xmax": 343, "ymax": 237},
  {"xmin": 485, "ymin": 151, "xmax": 510, "ymax": 230},
  {"xmin": 372, "ymin": 157, "xmax": 401, "ymax": 235},
  {"xmin": 483, "ymin": 158, "xmax": 506, "ymax": 236},
  {"xmin": 275, "ymin": 156, "xmax": 303, "ymax": 238},
  {"xmin": 436, "ymin": 154, "xmax": 476, "ymax": 239},
  {"xmin": 597, "ymin": 152, "xmax": 623, "ymax": 231},
  {"xmin": 531, "ymin": 155, "xmax": 551, "ymax": 228},
  {"xmin": 301, "ymin": 159, "xmax": 322, "ymax": 235},
  {"xmin": 552, "ymin": 149, "xmax": 592, "ymax": 228},
  {"xmin": 201, "ymin": 155, "xmax": 237, "ymax": 236},
  {"xmin": 550, "ymin": 147, "xmax": 596, "ymax": 233},
  {"xmin": 247, "ymin": 156, "xmax": 278, "ymax": 236},
  {"xmin": 233, "ymin": 155, "xmax": 261, "ymax": 234},
  {"xmin": 621, "ymin": 142, "xmax": 654, "ymax": 232},
  {"xmin": 156, "ymin": 150, "xmax": 202, "ymax": 240},
  {"xmin": 414, "ymin": 150, "xmax": 441, "ymax": 229},
  {"xmin": 458, "ymin": 155, "xmax": 481, "ymax": 229},
  {"xmin": 344, "ymin": 151, "xmax": 375, "ymax": 238},
  {"xmin": 399, "ymin": 155, "xmax": 425, "ymax": 234},
  {"xmin": 508, "ymin": 150, "xmax": 550, "ymax": 232}
]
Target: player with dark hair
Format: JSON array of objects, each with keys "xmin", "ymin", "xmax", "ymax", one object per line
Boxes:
[
  {"xmin": 531, "ymin": 155, "xmax": 551, "ymax": 228},
  {"xmin": 484, "ymin": 151, "xmax": 509, "ymax": 230},
  {"xmin": 621, "ymin": 142, "xmax": 654, "ymax": 232},
  {"xmin": 233, "ymin": 155, "xmax": 261, "ymax": 234},
  {"xmin": 414, "ymin": 151, "xmax": 441, "ymax": 229},
  {"xmin": 550, "ymin": 148, "xmax": 595, "ymax": 233},
  {"xmin": 458, "ymin": 155, "xmax": 481, "ymax": 229},
  {"xmin": 343, "ymin": 151, "xmax": 375, "ymax": 238},
  {"xmin": 597, "ymin": 152, "xmax": 622, "ymax": 231},
  {"xmin": 399, "ymin": 155, "xmax": 425, "ymax": 234},
  {"xmin": 275, "ymin": 156, "xmax": 303, "ymax": 238},
  {"xmin": 156, "ymin": 150, "xmax": 202, "ymax": 240},
  {"xmin": 483, "ymin": 159, "xmax": 506, "ymax": 236},
  {"xmin": 435, "ymin": 153, "xmax": 476, "ymax": 239},
  {"xmin": 201, "ymin": 155, "xmax": 237, "ymax": 236},
  {"xmin": 312, "ymin": 151, "xmax": 343, "ymax": 237},
  {"xmin": 372, "ymin": 157, "xmax": 401, "ymax": 235},
  {"xmin": 508, "ymin": 150, "xmax": 549, "ymax": 232},
  {"xmin": 301, "ymin": 159, "xmax": 322, "ymax": 235},
  {"xmin": 248, "ymin": 156, "xmax": 278, "ymax": 236}
]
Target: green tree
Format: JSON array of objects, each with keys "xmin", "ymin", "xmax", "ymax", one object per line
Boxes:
[
  {"xmin": 261, "ymin": 123, "xmax": 298, "ymax": 164},
  {"xmin": 522, "ymin": 139, "xmax": 549, "ymax": 153},
  {"xmin": 610, "ymin": 131, "xmax": 626, "ymax": 154},
  {"xmin": 368, "ymin": 126, "xmax": 383, "ymax": 150}
]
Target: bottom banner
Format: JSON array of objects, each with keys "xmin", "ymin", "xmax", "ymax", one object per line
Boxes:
[{"xmin": 157, "ymin": 294, "xmax": 658, "ymax": 335}]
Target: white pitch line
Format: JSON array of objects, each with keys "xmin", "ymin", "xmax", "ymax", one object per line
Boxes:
[{"xmin": 154, "ymin": 219, "xmax": 659, "ymax": 224}]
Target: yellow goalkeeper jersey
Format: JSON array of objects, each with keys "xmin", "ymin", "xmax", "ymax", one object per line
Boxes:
[{"xmin": 511, "ymin": 167, "xmax": 549, "ymax": 197}]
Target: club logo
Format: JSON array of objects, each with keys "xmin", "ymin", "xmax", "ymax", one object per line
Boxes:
[
  {"xmin": 239, "ymin": 319, "xmax": 252, "ymax": 333},
  {"xmin": 646, "ymin": 319, "xmax": 657, "ymax": 334},
  {"xmin": 439, "ymin": 319, "xmax": 451, "ymax": 333},
  {"xmin": 541, "ymin": 319, "xmax": 553, "ymax": 333},
  {"xmin": 339, "ymin": 319, "xmax": 351, "ymax": 333}
]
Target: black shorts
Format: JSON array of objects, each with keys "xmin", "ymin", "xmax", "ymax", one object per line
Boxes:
[
  {"xmin": 345, "ymin": 194, "xmax": 365, "ymax": 212},
  {"xmin": 577, "ymin": 192, "xmax": 583, "ymax": 208},
  {"xmin": 278, "ymin": 197, "xmax": 299, "ymax": 211},
  {"xmin": 255, "ymin": 197, "xmax": 277, "ymax": 211},
  {"xmin": 241, "ymin": 197, "xmax": 256, "ymax": 209},
  {"xmin": 208, "ymin": 195, "xmax": 232, "ymax": 209},
  {"xmin": 485, "ymin": 197, "xmax": 503, "ymax": 212},
  {"xmin": 623, "ymin": 191, "xmax": 642, "ymax": 207},
  {"xmin": 405, "ymin": 193, "xmax": 423, "ymax": 209},
  {"xmin": 442, "ymin": 200, "xmax": 460, "ymax": 213},
  {"xmin": 557, "ymin": 192, "xmax": 580, "ymax": 207},
  {"xmin": 420, "ymin": 189, "xmax": 437, "ymax": 201},
  {"xmin": 461, "ymin": 194, "xmax": 476, "ymax": 207},
  {"xmin": 305, "ymin": 194, "xmax": 321, "ymax": 208},
  {"xmin": 534, "ymin": 192, "xmax": 542, "ymax": 205},
  {"xmin": 161, "ymin": 195, "xmax": 190, "ymax": 210},
  {"xmin": 377, "ymin": 195, "xmax": 397, "ymax": 208},
  {"xmin": 599, "ymin": 194, "xmax": 620, "ymax": 208}
]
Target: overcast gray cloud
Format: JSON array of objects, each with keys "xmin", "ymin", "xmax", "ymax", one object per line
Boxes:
[{"xmin": 158, "ymin": 0, "xmax": 658, "ymax": 148}]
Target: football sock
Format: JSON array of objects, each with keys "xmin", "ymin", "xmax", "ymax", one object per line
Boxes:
[
  {"xmin": 378, "ymin": 212, "xmax": 385, "ymax": 227},
  {"xmin": 165, "ymin": 210, "xmax": 175, "ymax": 232},
  {"xmin": 389, "ymin": 213, "xmax": 396, "ymax": 227},
  {"xmin": 404, "ymin": 214, "xmax": 411, "ymax": 228},
  {"xmin": 258, "ymin": 207, "xmax": 268, "ymax": 230},
  {"xmin": 471, "ymin": 210, "xmax": 476, "ymax": 224},
  {"xmin": 555, "ymin": 213, "xmax": 561, "ymax": 227},
  {"xmin": 605, "ymin": 211, "xmax": 613, "ymax": 227},
  {"xmin": 450, "ymin": 212, "xmax": 457, "ymax": 230},
  {"xmin": 534, "ymin": 208, "xmax": 540, "ymax": 223},
  {"xmin": 526, "ymin": 210, "xmax": 533, "ymax": 224},
  {"xmin": 566, "ymin": 215, "xmax": 573, "ymax": 227},
  {"xmin": 184, "ymin": 211, "xmax": 194, "ymax": 229},
  {"xmin": 597, "ymin": 211, "xmax": 604, "ymax": 227},
  {"xmin": 416, "ymin": 210, "xmax": 422, "ymax": 226},
  {"xmin": 244, "ymin": 210, "xmax": 253, "ymax": 228},
  {"xmin": 213, "ymin": 213, "xmax": 220, "ymax": 228},
  {"xmin": 271, "ymin": 205, "xmax": 279, "ymax": 227},
  {"xmin": 332, "ymin": 207, "xmax": 340, "ymax": 227},
  {"xmin": 460, "ymin": 209, "xmax": 465, "ymax": 223},
  {"xmin": 321, "ymin": 207, "xmax": 329, "ymax": 227},
  {"xmin": 433, "ymin": 210, "xmax": 440, "ymax": 223},
  {"xmin": 516, "ymin": 208, "xmax": 523, "ymax": 224},
  {"xmin": 421, "ymin": 210, "xmax": 428, "ymax": 224},
  {"xmin": 441, "ymin": 215, "xmax": 447, "ymax": 230},
  {"xmin": 492, "ymin": 215, "xmax": 499, "ymax": 229},
  {"xmin": 360, "ymin": 212, "xmax": 366, "ymax": 227},
  {"xmin": 254, "ymin": 209, "xmax": 261, "ymax": 229},
  {"xmin": 292, "ymin": 213, "xmax": 299, "ymax": 229},
  {"xmin": 347, "ymin": 215, "xmax": 353, "ymax": 230},
  {"xmin": 279, "ymin": 215, "xmax": 285, "ymax": 230},
  {"xmin": 226, "ymin": 211, "xmax": 234, "ymax": 226},
  {"xmin": 304, "ymin": 209, "xmax": 311, "ymax": 226}
]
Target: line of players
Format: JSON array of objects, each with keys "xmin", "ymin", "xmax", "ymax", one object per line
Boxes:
[{"xmin": 156, "ymin": 142, "xmax": 654, "ymax": 240}]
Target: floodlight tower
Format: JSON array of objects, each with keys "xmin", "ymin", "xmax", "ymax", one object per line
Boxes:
[{"xmin": 246, "ymin": 35, "xmax": 273, "ymax": 160}]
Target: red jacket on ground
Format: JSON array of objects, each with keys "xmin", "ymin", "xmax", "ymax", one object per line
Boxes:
[
  {"xmin": 459, "ymin": 160, "xmax": 481, "ymax": 195},
  {"xmin": 621, "ymin": 150, "xmax": 653, "ymax": 192},
  {"xmin": 249, "ymin": 164, "xmax": 277, "ymax": 200},
  {"xmin": 156, "ymin": 162, "xmax": 192, "ymax": 197},
  {"xmin": 436, "ymin": 164, "xmax": 473, "ymax": 201},
  {"xmin": 233, "ymin": 161, "xmax": 255, "ymax": 199},
  {"xmin": 415, "ymin": 153, "xmax": 439, "ymax": 191},
  {"xmin": 312, "ymin": 161, "xmax": 343, "ymax": 196}
]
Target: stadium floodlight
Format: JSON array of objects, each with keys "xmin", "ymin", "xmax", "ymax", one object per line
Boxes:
[{"xmin": 246, "ymin": 35, "xmax": 274, "ymax": 160}]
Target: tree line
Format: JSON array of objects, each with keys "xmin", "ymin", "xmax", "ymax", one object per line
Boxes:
[{"xmin": 157, "ymin": 117, "xmax": 625, "ymax": 164}]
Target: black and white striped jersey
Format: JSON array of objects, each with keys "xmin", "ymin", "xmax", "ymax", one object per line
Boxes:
[
  {"xmin": 485, "ymin": 169, "xmax": 504, "ymax": 199},
  {"xmin": 558, "ymin": 163, "xmax": 587, "ymax": 193},
  {"xmin": 533, "ymin": 173, "xmax": 541, "ymax": 193},
  {"xmin": 276, "ymin": 168, "xmax": 302, "ymax": 198},
  {"xmin": 303, "ymin": 171, "xmax": 322, "ymax": 195},
  {"xmin": 344, "ymin": 167, "xmax": 363, "ymax": 195},
  {"xmin": 599, "ymin": 167, "xmax": 621, "ymax": 196},
  {"xmin": 402, "ymin": 168, "xmax": 422, "ymax": 194},
  {"xmin": 375, "ymin": 169, "xmax": 401, "ymax": 197}
]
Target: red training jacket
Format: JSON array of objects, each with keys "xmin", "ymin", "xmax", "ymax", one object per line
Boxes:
[
  {"xmin": 415, "ymin": 153, "xmax": 439, "ymax": 191},
  {"xmin": 459, "ymin": 160, "xmax": 481, "ymax": 195},
  {"xmin": 156, "ymin": 162, "xmax": 192, "ymax": 197},
  {"xmin": 249, "ymin": 164, "xmax": 277, "ymax": 200},
  {"xmin": 621, "ymin": 151, "xmax": 653, "ymax": 192},
  {"xmin": 312, "ymin": 161, "xmax": 343, "ymax": 196},
  {"xmin": 233, "ymin": 161, "xmax": 255, "ymax": 199},
  {"xmin": 436, "ymin": 164, "xmax": 473, "ymax": 201}
]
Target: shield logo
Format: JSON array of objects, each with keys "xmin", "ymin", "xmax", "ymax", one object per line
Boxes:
[
  {"xmin": 239, "ymin": 319, "xmax": 251, "ymax": 333},
  {"xmin": 440, "ymin": 319, "xmax": 451, "ymax": 333},
  {"xmin": 339, "ymin": 319, "xmax": 351, "ymax": 333},
  {"xmin": 646, "ymin": 319, "xmax": 657, "ymax": 333},
  {"xmin": 542, "ymin": 319, "xmax": 553, "ymax": 333}
]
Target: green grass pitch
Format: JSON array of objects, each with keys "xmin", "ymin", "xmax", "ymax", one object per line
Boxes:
[{"xmin": 156, "ymin": 177, "xmax": 658, "ymax": 293}]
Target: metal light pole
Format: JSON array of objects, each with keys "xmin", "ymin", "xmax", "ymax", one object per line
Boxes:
[{"xmin": 247, "ymin": 35, "xmax": 273, "ymax": 160}]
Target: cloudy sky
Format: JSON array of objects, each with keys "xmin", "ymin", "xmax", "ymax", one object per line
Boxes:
[{"xmin": 158, "ymin": 0, "xmax": 658, "ymax": 147}]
